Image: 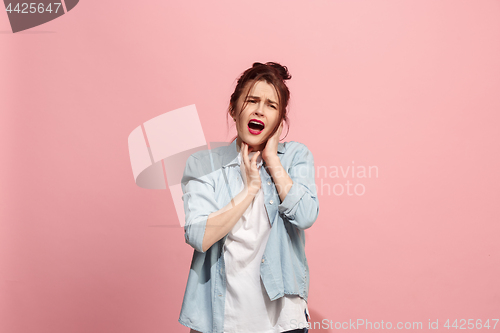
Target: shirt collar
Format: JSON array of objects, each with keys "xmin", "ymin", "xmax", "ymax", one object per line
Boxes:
[{"xmin": 221, "ymin": 138, "xmax": 285, "ymax": 168}]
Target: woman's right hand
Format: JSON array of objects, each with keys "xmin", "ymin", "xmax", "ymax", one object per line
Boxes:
[{"xmin": 241, "ymin": 142, "xmax": 261, "ymax": 196}]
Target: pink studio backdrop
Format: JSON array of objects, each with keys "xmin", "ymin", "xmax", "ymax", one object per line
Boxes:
[{"xmin": 1, "ymin": 1, "xmax": 499, "ymax": 332}]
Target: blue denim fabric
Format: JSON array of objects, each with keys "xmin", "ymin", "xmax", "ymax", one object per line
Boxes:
[{"xmin": 178, "ymin": 138, "xmax": 319, "ymax": 333}]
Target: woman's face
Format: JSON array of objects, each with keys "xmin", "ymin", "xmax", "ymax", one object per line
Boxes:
[{"xmin": 234, "ymin": 80, "xmax": 281, "ymax": 152}]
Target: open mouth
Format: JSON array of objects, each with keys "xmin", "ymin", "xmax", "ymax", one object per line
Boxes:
[{"xmin": 248, "ymin": 119, "xmax": 265, "ymax": 134}]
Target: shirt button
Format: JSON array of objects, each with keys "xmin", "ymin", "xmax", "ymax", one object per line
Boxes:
[
  {"xmin": 269, "ymin": 200, "xmax": 274, "ymax": 204},
  {"xmin": 267, "ymin": 181, "xmax": 271, "ymax": 185}
]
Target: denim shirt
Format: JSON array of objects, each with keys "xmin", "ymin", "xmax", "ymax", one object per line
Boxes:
[{"xmin": 178, "ymin": 138, "xmax": 319, "ymax": 333}]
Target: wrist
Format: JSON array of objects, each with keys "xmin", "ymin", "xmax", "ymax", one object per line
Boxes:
[
  {"xmin": 264, "ymin": 155, "xmax": 281, "ymax": 167},
  {"xmin": 243, "ymin": 186, "xmax": 260, "ymax": 199},
  {"xmin": 265, "ymin": 158, "xmax": 284, "ymax": 178}
]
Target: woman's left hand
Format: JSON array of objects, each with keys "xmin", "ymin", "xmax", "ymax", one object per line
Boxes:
[{"xmin": 261, "ymin": 122, "xmax": 283, "ymax": 163}]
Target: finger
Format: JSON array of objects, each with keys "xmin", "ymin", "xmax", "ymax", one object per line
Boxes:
[
  {"xmin": 242, "ymin": 143, "xmax": 250, "ymax": 169},
  {"xmin": 252, "ymin": 151, "xmax": 260, "ymax": 166},
  {"xmin": 250, "ymin": 151, "xmax": 260, "ymax": 169}
]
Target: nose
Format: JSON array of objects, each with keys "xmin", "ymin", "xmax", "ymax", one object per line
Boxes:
[{"xmin": 254, "ymin": 102, "xmax": 265, "ymax": 116}]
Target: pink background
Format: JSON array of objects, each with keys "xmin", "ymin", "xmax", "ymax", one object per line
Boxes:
[{"xmin": 1, "ymin": 1, "xmax": 499, "ymax": 332}]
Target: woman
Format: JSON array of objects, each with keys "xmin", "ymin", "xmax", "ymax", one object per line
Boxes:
[{"xmin": 179, "ymin": 62, "xmax": 319, "ymax": 333}]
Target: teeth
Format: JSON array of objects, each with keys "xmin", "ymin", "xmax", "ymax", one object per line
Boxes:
[{"xmin": 250, "ymin": 120, "xmax": 263, "ymax": 126}]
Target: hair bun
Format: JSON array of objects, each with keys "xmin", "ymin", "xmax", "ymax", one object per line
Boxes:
[{"xmin": 252, "ymin": 62, "xmax": 292, "ymax": 81}]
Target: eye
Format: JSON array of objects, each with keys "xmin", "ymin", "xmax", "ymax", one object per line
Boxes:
[
  {"xmin": 269, "ymin": 104, "xmax": 277, "ymax": 109},
  {"xmin": 247, "ymin": 99, "xmax": 257, "ymax": 104}
]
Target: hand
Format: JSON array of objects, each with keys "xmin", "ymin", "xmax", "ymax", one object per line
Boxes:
[
  {"xmin": 261, "ymin": 122, "xmax": 283, "ymax": 163},
  {"xmin": 241, "ymin": 141, "xmax": 261, "ymax": 196}
]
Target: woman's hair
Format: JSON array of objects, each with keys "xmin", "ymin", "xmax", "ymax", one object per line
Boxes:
[{"xmin": 227, "ymin": 62, "xmax": 292, "ymax": 142}]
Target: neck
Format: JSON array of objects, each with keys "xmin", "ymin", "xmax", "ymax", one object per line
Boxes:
[{"xmin": 236, "ymin": 137, "xmax": 265, "ymax": 153}]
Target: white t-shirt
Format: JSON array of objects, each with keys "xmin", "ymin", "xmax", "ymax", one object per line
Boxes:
[{"xmin": 223, "ymin": 151, "xmax": 309, "ymax": 333}]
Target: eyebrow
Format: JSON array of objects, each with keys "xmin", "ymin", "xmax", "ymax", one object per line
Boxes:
[{"xmin": 246, "ymin": 95, "xmax": 278, "ymax": 106}]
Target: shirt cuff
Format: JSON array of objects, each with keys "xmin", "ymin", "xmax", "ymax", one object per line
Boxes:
[
  {"xmin": 185, "ymin": 215, "xmax": 208, "ymax": 253},
  {"xmin": 277, "ymin": 181, "xmax": 307, "ymax": 219}
]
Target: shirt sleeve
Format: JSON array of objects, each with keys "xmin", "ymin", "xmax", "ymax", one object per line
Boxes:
[
  {"xmin": 277, "ymin": 142, "xmax": 319, "ymax": 230},
  {"xmin": 181, "ymin": 154, "xmax": 220, "ymax": 253}
]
